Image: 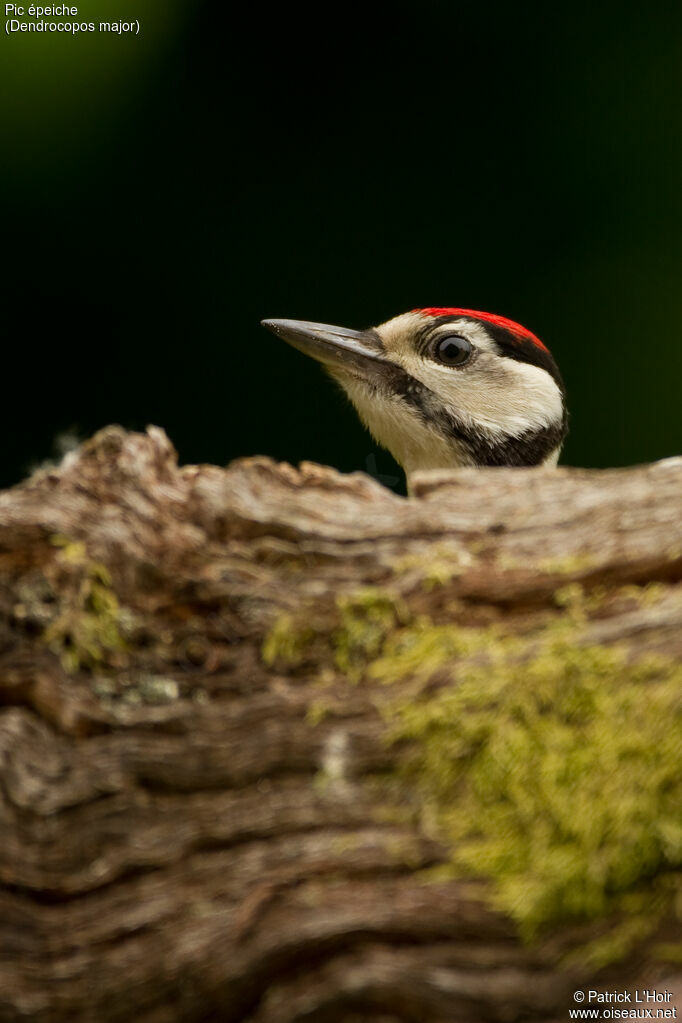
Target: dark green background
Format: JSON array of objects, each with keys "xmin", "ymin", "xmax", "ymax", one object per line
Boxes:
[{"xmin": 2, "ymin": 1, "xmax": 681, "ymax": 490}]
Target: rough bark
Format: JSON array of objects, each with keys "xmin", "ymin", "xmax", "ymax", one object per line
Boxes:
[{"xmin": 0, "ymin": 426, "xmax": 680, "ymax": 1022}]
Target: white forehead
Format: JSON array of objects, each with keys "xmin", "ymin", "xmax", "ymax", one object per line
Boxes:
[{"xmin": 377, "ymin": 312, "xmax": 498, "ymax": 355}]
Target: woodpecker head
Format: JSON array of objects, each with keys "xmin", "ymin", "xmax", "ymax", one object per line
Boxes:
[{"xmin": 261, "ymin": 308, "xmax": 568, "ymax": 482}]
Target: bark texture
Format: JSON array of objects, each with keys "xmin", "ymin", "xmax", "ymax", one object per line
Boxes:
[{"xmin": 0, "ymin": 426, "xmax": 680, "ymax": 1022}]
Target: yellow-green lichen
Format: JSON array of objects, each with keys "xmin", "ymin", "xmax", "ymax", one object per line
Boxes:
[
  {"xmin": 261, "ymin": 588, "xmax": 406, "ymax": 676},
  {"xmin": 370, "ymin": 620, "xmax": 506, "ymax": 685},
  {"xmin": 556, "ymin": 580, "xmax": 669, "ymax": 614},
  {"xmin": 537, "ymin": 552, "xmax": 598, "ymax": 574},
  {"xmin": 263, "ymin": 576, "xmax": 679, "ymax": 953},
  {"xmin": 262, "ymin": 613, "xmax": 314, "ymax": 668},
  {"xmin": 332, "ymin": 588, "xmax": 408, "ymax": 681},
  {"xmin": 381, "ymin": 624, "xmax": 682, "ymax": 941},
  {"xmin": 306, "ymin": 699, "xmax": 334, "ymax": 726},
  {"xmin": 43, "ymin": 537, "xmax": 126, "ymax": 672},
  {"xmin": 564, "ymin": 907, "xmax": 663, "ymax": 970},
  {"xmin": 653, "ymin": 942, "xmax": 682, "ymax": 964},
  {"xmin": 392, "ymin": 543, "xmax": 474, "ymax": 592},
  {"xmin": 613, "ymin": 582, "xmax": 668, "ymax": 608}
]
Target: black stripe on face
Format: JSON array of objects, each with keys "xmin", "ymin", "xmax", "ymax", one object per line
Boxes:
[
  {"xmin": 439, "ymin": 411, "xmax": 569, "ymax": 466},
  {"xmin": 481, "ymin": 324, "xmax": 566, "ymax": 394},
  {"xmin": 379, "ymin": 362, "xmax": 433, "ymax": 410},
  {"xmin": 421, "ymin": 387, "xmax": 568, "ymax": 466},
  {"xmin": 374, "ymin": 361, "xmax": 569, "ymax": 467}
]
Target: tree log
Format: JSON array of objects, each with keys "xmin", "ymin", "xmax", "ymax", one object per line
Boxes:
[{"xmin": 0, "ymin": 426, "xmax": 680, "ymax": 1022}]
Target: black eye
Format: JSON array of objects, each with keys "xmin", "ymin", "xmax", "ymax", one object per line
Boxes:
[{"xmin": 434, "ymin": 334, "xmax": 472, "ymax": 367}]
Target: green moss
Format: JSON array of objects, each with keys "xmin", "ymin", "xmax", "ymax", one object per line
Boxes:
[
  {"xmin": 306, "ymin": 699, "xmax": 333, "ymax": 726},
  {"xmin": 43, "ymin": 537, "xmax": 126, "ymax": 672},
  {"xmin": 262, "ymin": 613, "xmax": 314, "ymax": 668},
  {"xmin": 553, "ymin": 581, "xmax": 669, "ymax": 621},
  {"xmin": 333, "ymin": 588, "xmax": 408, "ymax": 681},
  {"xmin": 262, "ymin": 587, "xmax": 406, "ymax": 676},
  {"xmin": 494, "ymin": 552, "xmax": 605, "ymax": 577},
  {"xmin": 653, "ymin": 943, "xmax": 682, "ymax": 963},
  {"xmin": 565, "ymin": 909, "xmax": 662, "ymax": 970},
  {"xmin": 392, "ymin": 544, "xmax": 473, "ymax": 592},
  {"xmin": 537, "ymin": 552, "xmax": 598, "ymax": 574},
  {"xmin": 260, "ymin": 578, "xmax": 679, "ymax": 953},
  {"xmin": 615, "ymin": 582, "xmax": 668, "ymax": 607},
  {"xmin": 370, "ymin": 620, "xmax": 505, "ymax": 685},
  {"xmin": 380, "ymin": 621, "xmax": 682, "ymax": 940}
]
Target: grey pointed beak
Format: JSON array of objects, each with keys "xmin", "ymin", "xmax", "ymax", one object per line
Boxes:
[{"xmin": 261, "ymin": 318, "xmax": 387, "ymax": 377}]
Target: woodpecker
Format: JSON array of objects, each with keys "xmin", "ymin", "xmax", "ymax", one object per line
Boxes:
[{"xmin": 261, "ymin": 308, "xmax": 567, "ymax": 486}]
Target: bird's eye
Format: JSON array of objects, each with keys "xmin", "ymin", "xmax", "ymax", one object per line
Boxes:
[{"xmin": 434, "ymin": 334, "xmax": 472, "ymax": 367}]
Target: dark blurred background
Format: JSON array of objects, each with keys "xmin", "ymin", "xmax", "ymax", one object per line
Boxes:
[{"xmin": 2, "ymin": 0, "xmax": 681, "ymax": 490}]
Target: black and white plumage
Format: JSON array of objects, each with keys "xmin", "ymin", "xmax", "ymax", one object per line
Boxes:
[{"xmin": 262, "ymin": 307, "xmax": 568, "ymax": 487}]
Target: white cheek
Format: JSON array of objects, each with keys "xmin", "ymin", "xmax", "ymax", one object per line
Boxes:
[
  {"xmin": 333, "ymin": 374, "xmax": 474, "ymax": 473},
  {"xmin": 403, "ymin": 354, "xmax": 563, "ymax": 437}
]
